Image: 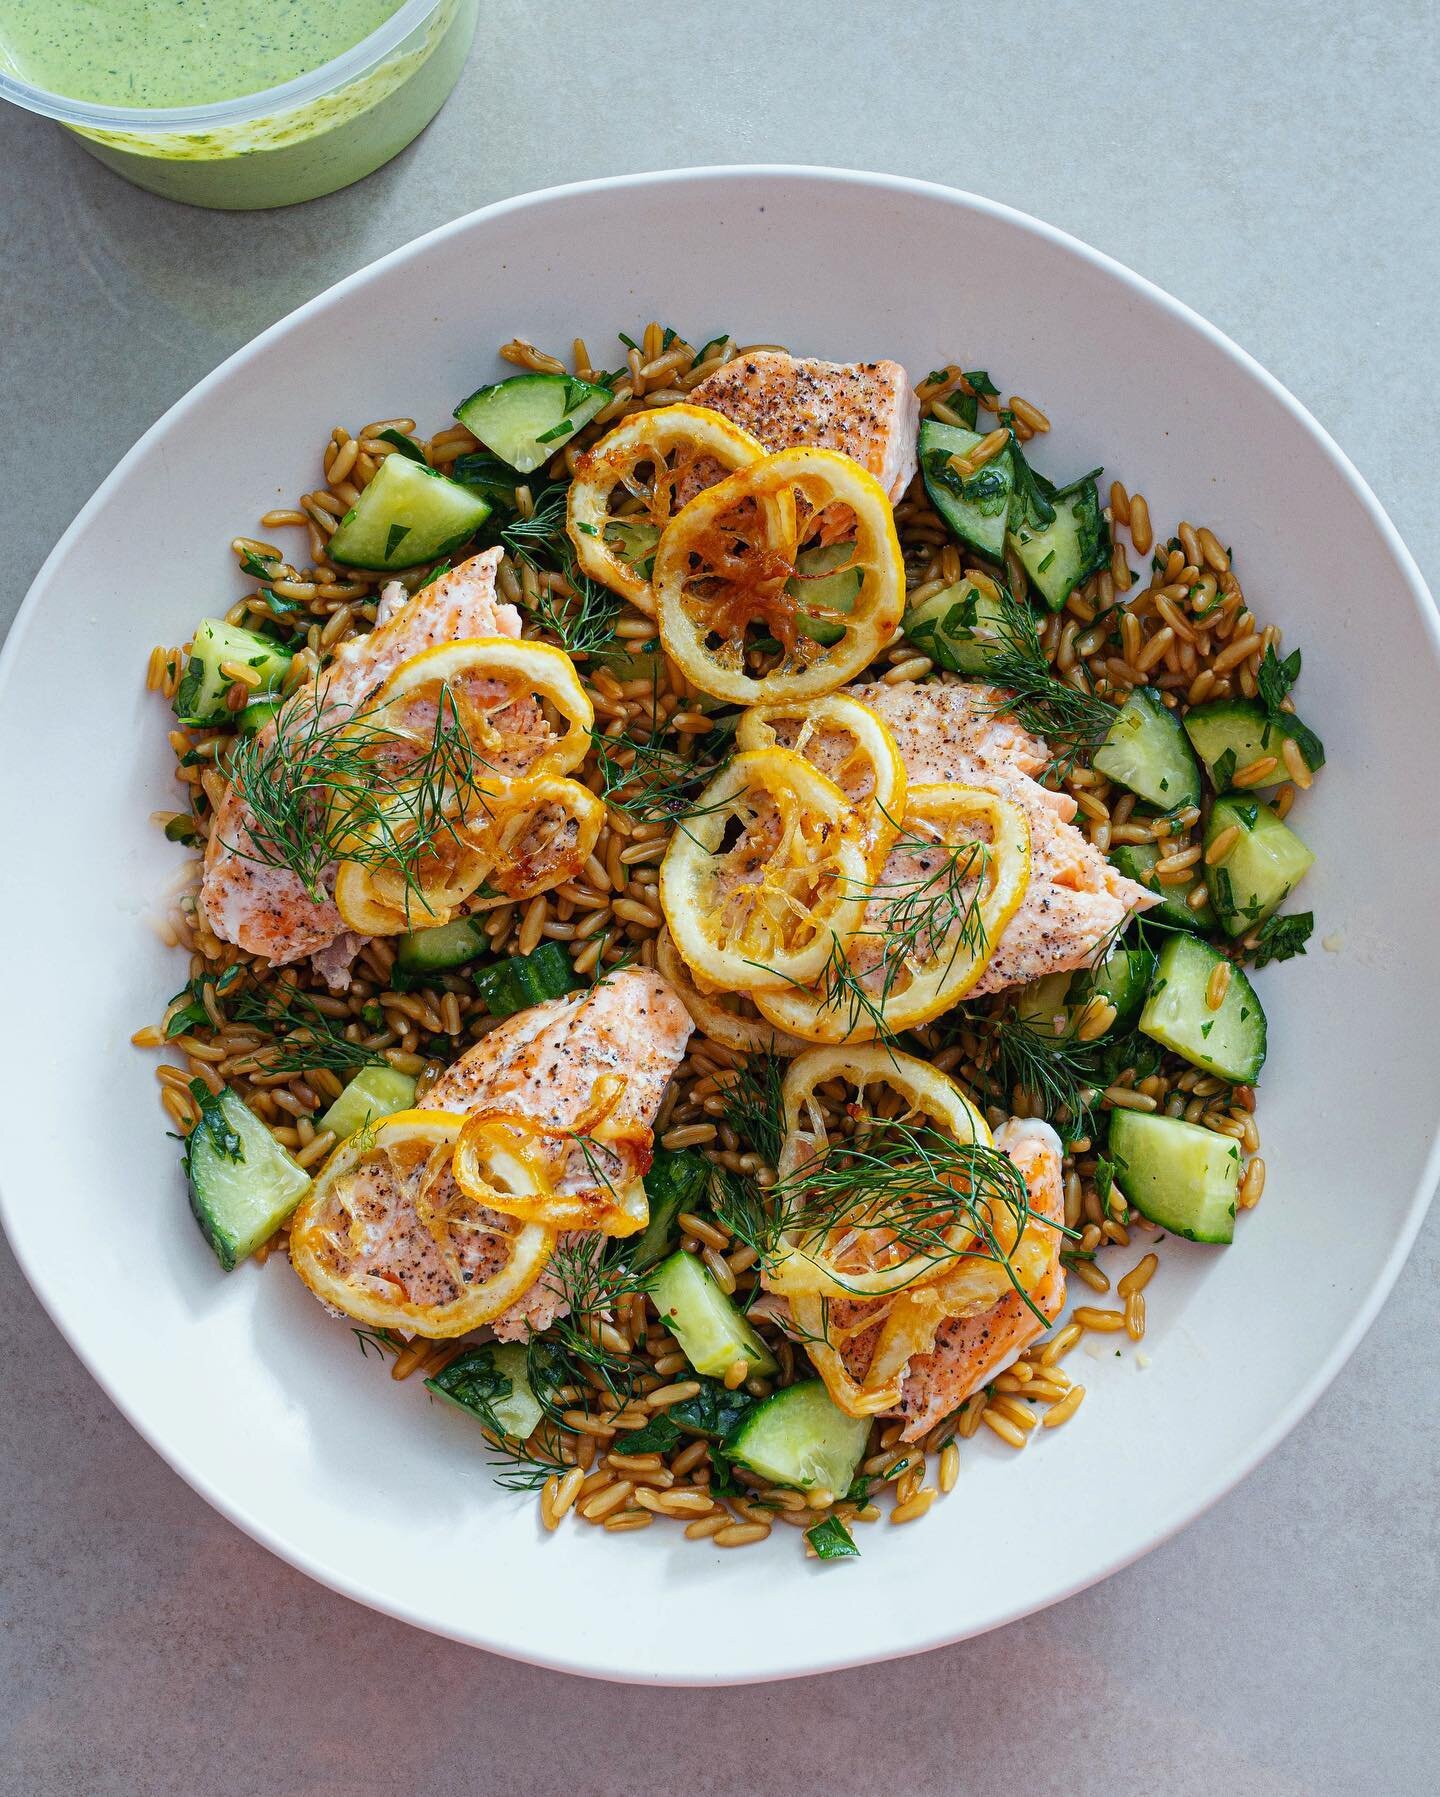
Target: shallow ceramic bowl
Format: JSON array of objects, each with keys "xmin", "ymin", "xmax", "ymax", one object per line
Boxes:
[{"xmin": 1, "ymin": 168, "xmax": 1436, "ymax": 1685}]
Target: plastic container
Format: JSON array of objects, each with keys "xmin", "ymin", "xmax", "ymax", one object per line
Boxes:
[{"xmin": 0, "ymin": 0, "xmax": 477, "ymax": 211}]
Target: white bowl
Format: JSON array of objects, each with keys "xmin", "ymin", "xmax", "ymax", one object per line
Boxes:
[{"xmin": 2, "ymin": 167, "xmax": 1436, "ymax": 1686}]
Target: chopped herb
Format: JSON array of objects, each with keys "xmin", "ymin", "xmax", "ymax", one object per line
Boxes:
[
  {"xmin": 963, "ymin": 369, "xmax": 1000, "ymax": 399},
  {"xmin": 1247, "ymin": 911, "xmax": 1314, "ymax": 968},
  {"xmin": 384, "ymin": 522, "xmax": 411, "ymax": 558},
  {"xmin": 615, "ymin": 1413, "xmax": 682, "ymax": 1455},
  {"xmin": 1212, "ymin": 747, "xmax": 1238, "ymax": 790},
  {"xmin": 377, "ymin": 428, "xmax": 427, "ymax": 464},
  {"xmin": 183, "ymin": 1079, "xmax": 243, "ymax": 1173},
  {"xmin": 806, "ymin": 1515, "xmax": 860, "ymax": 1560}
]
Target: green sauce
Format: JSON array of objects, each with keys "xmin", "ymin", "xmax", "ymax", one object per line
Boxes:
[{"xmin": 0, "ymin": 0, "xmax": 405, "ymax": 108}]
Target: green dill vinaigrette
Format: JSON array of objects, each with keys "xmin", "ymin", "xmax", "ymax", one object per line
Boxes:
[{"xmin": 0, "ymin": 0, "xmax": 406, "ymax": 108}]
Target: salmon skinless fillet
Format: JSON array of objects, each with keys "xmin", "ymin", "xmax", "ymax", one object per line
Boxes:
[
  {"xmin": 849, "ymin": 680, "xmax": 1157, "ymax": 995},
  {"xmin": 688, "ymin": 351, "xmax": 920, "ymax": 503},
  {"xmin": 426, "ymin": 968, "xmax": 694, "ymax": 1341},
  {"xmin": 201, "ymin": 550, "xmax": 522, "ymax": 979},
  {"xmin": 895, "ymin": 1117, "xmax": 1067, "ymax": 1439}
]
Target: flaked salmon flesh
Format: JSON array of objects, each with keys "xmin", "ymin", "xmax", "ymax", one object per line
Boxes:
[
  {"xmin": 201, "ymin": 550, "xmax": 524, "ymax": 977},
  {"xmin": 425, "ymin": 969, "xmax": 693, "ymax": 1340},
  {"xmin": 848, "ymin": 680, "xmax": 1157, "ymax": 994}
]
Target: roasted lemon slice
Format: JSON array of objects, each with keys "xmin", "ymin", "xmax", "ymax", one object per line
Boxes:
[
  {"xmin": 658, "ymin": 747, "xmax": 870, "ymax": 992},
  {"xmin": 736, "ymin": 691, "xmax": 906, "ymax": 867},
  {"xmin": 451, "ymin": 1073, "xmax": 651, "ymax": 1237},
  {"xmin": 566, "ymin": 404, "xmax": 768, "ymax": 615},
  {"xmin": 754, "ymin": 782, "xmax": 1031, "ymax": 1042},
  {"xmin": 654, "ymin": 446, "xmax": 904, "ymax": 704},
  {"xmin": 765, "ymin": 1045, "xmax": 993, "ymax": 1301},
  {"xmin": 288, "ymin": 1110, "xmax": 554, "ymax": 1336},
  {"xmin": 654, "ymin": 929, "xmax": 809, "ymax": 1058},
  {"xmin": 473, "ymin": 773, "xmax": 605, "ymax": 908}
]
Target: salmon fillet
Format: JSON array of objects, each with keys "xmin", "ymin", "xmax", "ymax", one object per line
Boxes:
[
  {"xmin": 201, "ymin": 550, "xmax": 521, "ymax": 977},
  {"xmin": 895, "ymin": 1117, "xmax": 1067, "ymax": 1439},
  {"xmin": 849, "ymin": 680, "xmax": 1156, "ymax": 995},
  {"xmin": 688, "ymin": 351, "xmax": 919, "ymax": 502},
  {"xmin": 426, "ymin": 968, "xmax": 693, "ymax": 1340}
]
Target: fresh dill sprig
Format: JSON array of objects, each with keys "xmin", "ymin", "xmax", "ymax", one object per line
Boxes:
[
  {"xmin": 588, "ymin": 709, "xmax": 734, "ymax": 825},
  {"xmin": 226, "ymin": 683, "xmax": 484, "ymax": 907},
  {"xmin": 978, "ymin": 592, "xmax": 1116, "ymax": 776},
  {"xmin": 352, "ymin": 1326, "xmax": 400, "ymax": 1361},
  {"xmin": 542, "ymin": 1235, "xmax": 649, "ymax": 1406},
  {"xmin": 228, "ymin": 985, "xmax": 387, "ymax": 1077},
  {"xmin": 501, "ymin": 482, "xmax": 621, "ymax": 657},
  {"xmin": 717, "ymin": 1053, "xmax": 787, "ymax": 1167}
]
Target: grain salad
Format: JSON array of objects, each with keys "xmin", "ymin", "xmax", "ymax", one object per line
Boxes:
[{"xmin": 138, "ymin": 323, "xmax": 1322, "ymax": 1559}]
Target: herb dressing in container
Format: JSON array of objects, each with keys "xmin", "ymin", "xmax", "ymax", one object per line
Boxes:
[{"xmin": 0, "ymin": 0, "xmax": 478, "ymax": 209}]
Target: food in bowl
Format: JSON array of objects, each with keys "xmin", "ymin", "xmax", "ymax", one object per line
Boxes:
[{"xmin": 137, "ymin": 321, "xmax": 1322, "ymax": 1558}]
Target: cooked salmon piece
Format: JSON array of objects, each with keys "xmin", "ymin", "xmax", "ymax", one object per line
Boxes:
[
  {"xmin": 426, "ymin": 968, "xmax": 693, "ymax": 1340},
  {"xmin": 849, "ymin": 680, "xmax": 1156, "ymax": 995},
  {"xmin": 895, "ymin": 1117, "xmax": 1067, "ymax": 1439},
  {"xmin": 201, "ymin": 550, "xmax": 524, "ymax": 977},
  {"xmin": 688, "ymin": 352, "xmax": 919, "ymax": 503}
]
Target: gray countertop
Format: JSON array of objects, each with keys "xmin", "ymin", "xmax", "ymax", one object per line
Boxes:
[{"xmin": 2, "ymin": 3, "xmax": 1436, "ymax": 1791}]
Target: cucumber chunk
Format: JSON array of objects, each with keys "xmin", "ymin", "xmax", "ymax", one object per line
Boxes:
[
  {"xmin": 173, "ymin": 620, "xmax": 293, "ymax": 727},
  {"xmin": 319, "ymin": 1065, "xmax": 418, "ymax": 1142},
  {"xmin": 1183, "ymin": 697, "xmax": 1325, "ymax": 791},
  {"xmin": 1138, "ymin": 934, "xmax": 1267, "ymax": 1084},
  {"xmin": 1069, "ymin": 944, "xmax": 1158, "ymax": 1032},
  {"xmin": 789, "ymin": 542, "xmax": 862, "ymax": 645},
  {"xmin": 1015, "ymin": 971, "xmax": 1076, "ymax": 1034},
  {"xmin": 648, "ymin": 1250, "xmax": 777, "ymax": 1378},
  {"xmin": 185, "ymin": 1084, "xmax": 311, "ymax": 1270},
  {"xmin": 1108, "ymin": 1110, "xmax": 1241, "ymax": 1244},
  {"xmin": 237, "ymin": 698, "xmax": 282, "ymax": 734},
  {"xmin": 395, "ymin": 917, "xmax": 488, "ymax": 976},
  {"xmin": 1205, "ymin": 795, "xmax": 1314, "ymax": 938},
  {"xmin": 604, "ymin": 518, "xmax": 661, "ymax": 583},
  {"xmin": 918, "ymin": 419, "xmax": 1014, "ymax": 560},
  {"xmin": 473, "ymin": 942, "xmax": 581, "ymax": 1019},
  {"xmin": 454, "ymin": 372, "xmax": 610, "ymax": 475},
  {"xmin": 903, "ymin": 577, "xmax": 1012, "ymax": 674},
  {"xmin": 327, "ymin": 454, "xmax": 492, "ymax": 572},
  {"xmin": 1093, "ymin": 688, "xmax": 1202, "ymax": 809},
  {"xmin": 1110, "ymin": 841, "xmax": 1216, "ymax": 931},
  {"xmin": 1006, "ymin": 473, "xmax": 1110, "ymax": 611},
  {"xmin": 631, "ymin": 1147, "xmax": 711, "ymax": 1271},
  {"xmin": 426, "ymin": 1344, "xmax": 543, "ymax": 1440},
  {"xmin": 723, "ymin": 1380, "xmax": 869, "ymax": 1493}
]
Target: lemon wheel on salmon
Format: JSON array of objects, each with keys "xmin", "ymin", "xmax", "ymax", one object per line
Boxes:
[
  {"xmin": 566, "ymin": 404, "xmax": 769, "ymax": 615},
  {"xmin": 658, "ymin": 746, "xmax": 870, "ymax": 992},
  {"xmin": 451, "ymin": 1073, "xmax": 652, "ymax": 1236},
  {"xmin": 735, "ymin": 691, "xmax": 906, "ymax": 867},
  {"xmin": 287, "ymin": 1110, "xmax": 555, "ymax": 1336},
  {"xmin": 754, "ymin": 782, "xmax": 1031, "ymax": 1042},
  {"xmin": 765, "ymin": 1046, "xmax": 995, "ymax": 1301},
  {"xmin": 654, "ymin": 445, "xmax": 904, "ymax": 703}
]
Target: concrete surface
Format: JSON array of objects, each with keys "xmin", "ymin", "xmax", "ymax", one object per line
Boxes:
[{"xmin": 2, "ymin": 2, "xmax": 1436, "ymax": 1791}]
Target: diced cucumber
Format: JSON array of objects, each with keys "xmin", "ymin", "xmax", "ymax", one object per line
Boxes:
[
  {"xmin": 327, "ymin": 454, "xmax": 492, "ymax": 572},
  {"xmin": 184, "ymin": 1084, "xmax": 311, "ymax": 1270},
  {"xmin": 604, "ymin": 518, "xmax": 661, "ymax": 582},
  {"xmin": 648, "ymin": 1250, "xmax": 777, "ymax": 1378},
  {"xmin": 1183, "ymin": 698, "xmax": 1326, "ymax": 791},
  {"xmin": 1138, "ymin": 934, "xmax": 1266, "ymax": 1084},
  {"xmin": 903, "ymin": 577, "xmax": 1013, "ymax": 674},
  {"xmin": 918, "ymin": 419, "xmax": 1014, "ymax": 560},
  {"xmin": 454, "ymin": 372, "xmax": 611, "ymax": 475},
  {"xmin": 395, "ymin": 916, "xmax": 488, "ymax": 976},
  {"xmin": 237, "ymin": 698, "xmax": 282, "ymax": 734},
  {"xmin": 426, "ymin": 1343, "xmax": 543, "ymax": 1440},
  {"xmin": 447, "ymin": 451, "xmax": 522, "ymax": 514},
  {"xmin": 1006, "ymin": 473, "xmax": 1110, "ymax": 611},
  {"xmin": 723, "ymin": 1380, "xmax": 869, "ymax": 1494},
  {"xmin": 319, "ymin": 1065, "xmax": 417, "ymax": 1142},
  {"xmin": 1110, "ymin": 841, "xmax": 1217, "ymax": 931},
  {"xmin": 1015, "ymin": 971, "xmax": 1076, "ymax": 1035},
  {"xmin": 1108, "ymin": 1110, "xmax": 1241, "ymax": 1244},
  {"xmin": 472, "ymin": 942, "xmax": 581, "ymax": 1019},
  {"xmin": 631, "ymin": 1147, "xmax": 711, "ymax": 1271},
  {"xmin": 1205, "ymin": 795, "xmax": 1314, "ymax": 938},
  {"xmin": 788, "ymin": 542, "xmax": 862, "ymax": 646},
  {"xmin": 172, "ymin": 620, "xmax": 293, "ymax": 727},
  {"xmin": 1093, "ymin": 689, "xmax": 1202, "ymax": 810},
  {"xmin": 1069, "ymin": 944, "xmax": 1158, "ymax": 1032}
]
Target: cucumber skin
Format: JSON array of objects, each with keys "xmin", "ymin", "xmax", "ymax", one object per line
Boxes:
[{"xmin": 1110, "ymin": 841, "xmax": 1217, "ymax": 931}]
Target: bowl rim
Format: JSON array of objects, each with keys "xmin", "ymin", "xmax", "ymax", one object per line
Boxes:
[
  {"xmin": 0, "ymin": 0, "xmax": 446, "ymax": 130},
  {"xmin": 2, "ymin": 164, "xmax": 1437, "ymax": 1684}
]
